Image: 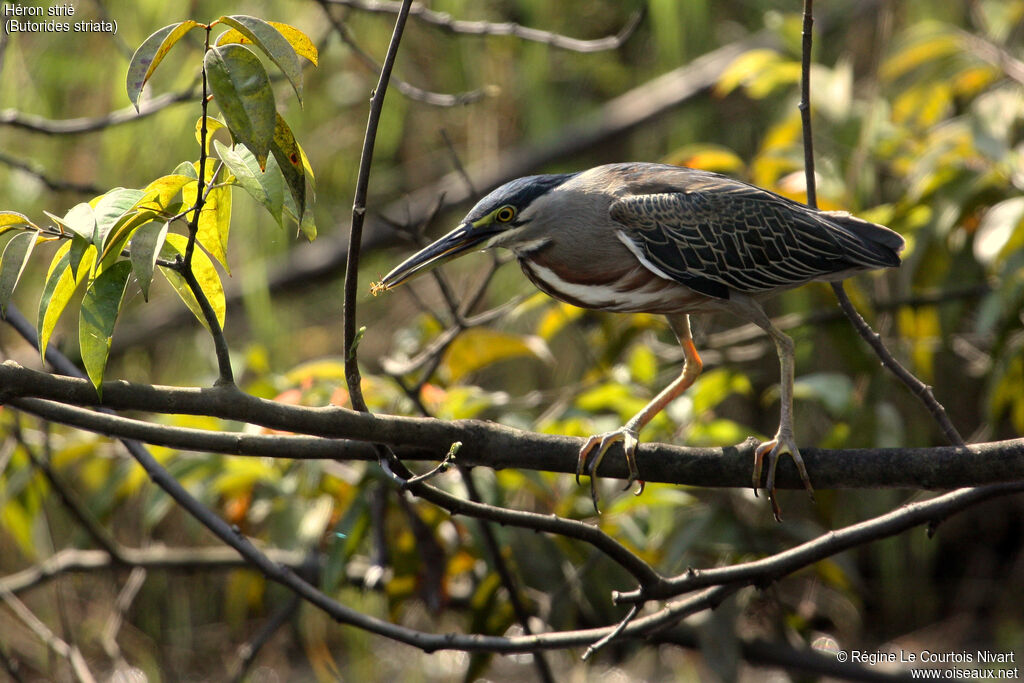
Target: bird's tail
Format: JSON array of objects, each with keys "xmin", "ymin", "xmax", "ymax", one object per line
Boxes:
[{"xmin": 823, "ymin": 211, "xmax": 905, "ymax": 267}]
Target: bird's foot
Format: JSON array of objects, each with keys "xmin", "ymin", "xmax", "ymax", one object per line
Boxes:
[
  {"xmin": 752, "ymin": 429, "xmax": 814, "ymax": 521},
  {"xmin": 576, "ymin": 427, "xmax": 644, "ymax": 513}
]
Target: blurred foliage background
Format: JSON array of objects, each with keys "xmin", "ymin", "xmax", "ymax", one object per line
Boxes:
[{"xmin": 0, "ymin": 0, "xmax": 1022, "ymax": 680}]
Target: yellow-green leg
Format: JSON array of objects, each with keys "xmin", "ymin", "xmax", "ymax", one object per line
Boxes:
[{"xmin": 576, "ymin": 314, "xmax": 703, "ymax": 512}]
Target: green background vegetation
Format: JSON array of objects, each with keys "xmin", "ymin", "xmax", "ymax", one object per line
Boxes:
[{"xmin": 0, "ymin": 0, "xmax": 1022, "ymax": 680}]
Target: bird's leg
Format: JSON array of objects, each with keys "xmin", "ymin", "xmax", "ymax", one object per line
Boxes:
[
  {"xmin": 577, "ymin": 314, "xmax": 702, "ymax": 512},
  {"xmin": 749, "ymin": 314, "xmax": 815, "ymax": 520}
]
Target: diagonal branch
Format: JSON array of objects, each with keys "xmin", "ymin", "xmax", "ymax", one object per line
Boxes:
[
  {"xmin": 614, "ymin": 482, "xmax": 1024, "ymax": 604},
  {"xmin": 796, "ymin": 0, "xmax": 963, "ymax": 447}
]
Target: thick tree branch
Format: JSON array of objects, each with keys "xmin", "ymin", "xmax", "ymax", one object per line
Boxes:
[{"xmin": 2, "ymin": 363, "xmax": 1022, "ymax": 491}]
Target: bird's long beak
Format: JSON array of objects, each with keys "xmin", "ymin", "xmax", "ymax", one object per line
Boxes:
[{"xmin": 371, "ymin": 222, "xmax": 497, "ymax": 294}]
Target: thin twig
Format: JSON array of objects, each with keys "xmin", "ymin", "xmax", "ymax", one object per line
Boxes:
[
  {"xmin": 582, "ymin": 604, "xmax": 639, "ymax": 661},
  {"xmin": 614, "ymin": 482, "xmax": 1024, "ymax": 603},
  {"xmin": 0, "ymin": 87, "xmax": 198, "ymax": 135},
  {"xmin": 796, "ymin": 0, "xmax": 963, "ymax": 447},
  {"xmin": 100, "ymin": 567, "xmax": 146, "ymax": 666},
  {"xmin": 343, "ymin": 0, "xmax": 414, "ymax": 410},
  {"xmin": 178, "ymin": 27, "xmax": 233, "ymax": 385},
  {"xmin": 0, "ymin": 151, "xmax": 104, "ymax": 195},
  {"xmin": 326, "ymin": 0, "xmax": 644, "ymax": 53},
  {"xmin": 0, "ymin": 587, "xmax": 97, "ymax": 683},
  {"xmin": 228, "ymin": 595, "xmax": 301, "ymax": 682},
  {"xmin": 317, "ymin": 0, "xmax": 490, "ymax": 106}
]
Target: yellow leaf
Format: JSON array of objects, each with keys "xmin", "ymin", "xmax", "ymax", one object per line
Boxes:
[
  {"xmin": 714, "ymin": 49, "xmax": 785, "ymax": 97},
  {"xmin": 664, "ymin": 144, "xmax": 745, "ymax": 174},
  {"xmin": 441, "ymin": 328, "xmax": 550, "ymax": 383}
]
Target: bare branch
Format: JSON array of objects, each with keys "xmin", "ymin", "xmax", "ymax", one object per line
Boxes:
[
  {"xmin": 326, "ymin": 0, "xmax": 644, "ymax": 53},
  {"xmin": 0, "ymin": 150, "xmax": 104, "ymax": 195},
  {"xmin": 3, "ymin": 365, "xmax": 1023, "ymax": 491},
  {"xmin": 317, "ymin": 0, "xmax": 491, "ymax": 106},
  {"xmin": 615, "ymin": 483, "xmax": 1024, "ymax": 604},
  {"xmin": 0, "ymin": 87, "xmax": 197, "ymax": 135},
  {"xmin": 344, "ymin": 0, "xmax": 414, "ymax": 410},
  {"xmin": 0, "ymin": 586, "xmax": 96, "ymax": 683}
]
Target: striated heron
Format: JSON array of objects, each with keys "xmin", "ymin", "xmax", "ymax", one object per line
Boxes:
[{"xmin": 373, "ymin": 162, "xmax": 905, "ymax": 517}]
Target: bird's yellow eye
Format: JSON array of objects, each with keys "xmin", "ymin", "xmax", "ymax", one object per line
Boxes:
[{"xmin": 495, "ymin": 205, "xmax": 516, "ymax": 223}]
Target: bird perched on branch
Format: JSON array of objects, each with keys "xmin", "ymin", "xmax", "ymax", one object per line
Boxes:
[{"xmin": 373, "ymin": 162, "xmax": 904, "ymax": 517}]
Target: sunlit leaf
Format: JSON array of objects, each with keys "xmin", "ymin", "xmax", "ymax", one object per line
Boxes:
[
  {"xmin": 974, "ymin": 197, "xmax": 1024, "ymax": 267},
  {"xmin": 691, "ymin": 369, "xmax": 752, "ymax": 416},
  {"xmin": 218, "ymin": 20, "xmax": 318, "ymax": 66},
  {"xmin": 160, "ymin": 233, "xmax": 226, "ymax": 331},
  {"xmin": 194, "ymin": 116, "xmax": 226, "ymax": 153},
  {"xmin": 204, "ymin": 44, "xmax": 276, "ymax": 168},
  {"xmin": 216, "ymin": 15, "xmax": 304, "ymax": 104},
  {"xmin": 38, "ymin": 240, "xmax": 96, "ymax": 361},
  {"xmin": 181, "ymin": 161, "xmax": 232, "ymax": 271},
  {"xmin": 93, "ymin": 188, "xmax": 145, "ymax": 247},
  {"xmin": 215, "ymin": 139, "xmax": 284, "ymax": 226},
  {"xmin": 881, "ymin": 25, "xmax": 961, "ymax": 82},
  {"xmin": 536, "ymin": 301, "xmax": 584, "ymax": 340},
  {"xmin": 627, "ymin": 344, "xmax": 658, "ymax": 385},
  {"xmin": 442, "ymin": 328, "xmax": 550, "ymax": 383},
  {"xmin": 715, "ymin": 49, "xmax": 785, "ymax": 97},
  {"xmin": 126, "ymin": 21, "xmax": 202, "ymax": 110},
  {"xmin": 129, "ymin": 221, "xmax": 169, "ymax": 300},
  {"xmin": 792, "ymin": 373, "xmax": 855, "ymax": 417},
  {"xmin": 0, "ymin": 229, "xmax": 40, "ymax": 316},
  {"xmin": 0, "ymin": 211, "xmax": 37, "ymax": 237},
  {"xmin": 79, "ymin": 260, "xmax": 133, "ymax": 392},
  {"xmin": 46, "ymin": 203, "xmax": 95, "ymax": 241},
  {"xmin": 664, "ymin": 144, "xmax": 745, "ymax": 174},
  {"xmin": 271, "ymin": 114, "xmax": 305, "ymax": 219},
  {"xmin": 173, "ymin": 161, "xmax": 199, "ymax": 179}
]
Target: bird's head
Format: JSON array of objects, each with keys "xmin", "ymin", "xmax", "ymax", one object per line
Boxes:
[{"xmin": 371, "ymin": 172, "xmax": 578, "ymax": 294}]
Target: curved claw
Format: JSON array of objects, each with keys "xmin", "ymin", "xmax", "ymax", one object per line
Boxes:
[
  {"xmin": 753, "ymin": 430, "xmax": 814, "ymax": 522},
  {"xmin": 576, "ymin": 428, "xmax": 641, "ymax": 513}
]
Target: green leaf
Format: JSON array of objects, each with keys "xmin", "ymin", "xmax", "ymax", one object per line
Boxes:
[
  {"xmin": 214, "ymin": 139, "xmax": 284, "ymax": 226},
  {"xmin": 272, "ymin": 114, "xmax": 305, "ymax": 219},
  {"xmin": 441, "ymin": 329, "xmax": 550, "ymax": 383},
  {"xmin": 99, "ymin": 209, "xmax": 158, "ymax": 269},
  {"xmin": 46, "ymin": 203, "xmax": 95, "ymax": 240},
  {"xmin": 69, "ymin": 235, "xmax": 92, "ymax": 281},
  {"xmin": 217, "ymin": 20, "xmax": 318, "ymax": 66},
  {"xmin": 173, "ymin": 161, "xmax": 199, "ymax": 179},
  {"xmin": 129, "ymin": 221, "xmax": 169, "ymax": 301},
  {"xmin": 93, "ymin": 188, "xmax": 145, "ymax": 246},
  {"xmin": 79, "ymin": 260, "xmax": 133, "ymax": 392},
  {"xmin": 160, "ymin": 233, "xmax": 226, "ymax": 331},
  {"xmin": 0, "ymin": 230, "xmax": 39, "ymax": 316},
  {"xmin": 793, "ymin": 373, "xmax": 855, "ymax": 417},
  {"xmin": 204, "ymin": 44, "xmax": 276, "ymax": 168},
  {"xmin": 216, "ymin": 15, "xmax": 303, "ymax": 104},
  {"xmin": 0, "ymin": 211, "xmax": 38, "ymax": 237},
  {"xmin": 126, "ymin": 21, "xmax": 202, "ymax": 110}
]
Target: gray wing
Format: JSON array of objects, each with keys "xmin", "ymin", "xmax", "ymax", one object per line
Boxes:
[{"xmin": 610, "ymin": 181, "xmax": 903, "ymax": 300}]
